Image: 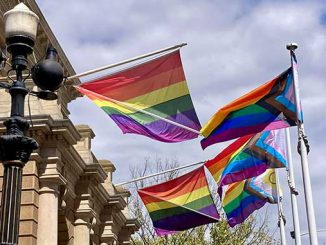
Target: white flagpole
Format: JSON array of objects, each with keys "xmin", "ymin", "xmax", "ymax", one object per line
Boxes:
[
  {"xmin": 285, "ymin": 128, "xmax": 302, "ymax": 245},
  {"xmin": 115, "ymin": 161, "xmax": 204, "ymax": 186},
  {"xmin": 66, "ymin": 43, "xmax": 187, "ymax": 80},
  {"xmin": 287, "ymin": 43, "xmax": 318, "ymax": 244},
  {"xmin": 276, "ymin": 169, "xmax": 287, "ymax": 245}
]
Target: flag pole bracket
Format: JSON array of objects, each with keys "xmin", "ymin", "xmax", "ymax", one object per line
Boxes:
[
  {"xmin": 297, "ymin": 130, "xmax": 310, "ymax": 155},
  {"xmin": 278, "ymin": 213, "xmax": 287, "ymax": 227}
]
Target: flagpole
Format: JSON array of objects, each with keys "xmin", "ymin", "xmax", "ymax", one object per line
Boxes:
[
  {"xmin": 287, "ymin": 43, "xmax": 318, "ymax": 245},
  {"xmin": 66, "ymin": 43, "xmax": 187, "ymax": 80},
  {"xmin": 276, "ymin": 169, "xmax": 287, "ymax": 245},
  {"xmin": 77, "ymin": 86, "xmax": 201, "ymax": 135},
  {"xmin": 115, "ymin": 161, "xmax": 204, "ymax": 186},
  {"xmin": 285, "ymin": 128, "xmax": 302, "ymax": 245}
]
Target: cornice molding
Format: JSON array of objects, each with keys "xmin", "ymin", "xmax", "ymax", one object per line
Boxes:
[
  {"xmin": 108, "ymin": 195, "xmax": 127, "ymax": 211},
  {"xmin": 113, "ymin": 211, "xmax": 128, "ymax": 230},
  {"xmin": 75, "ymin": 124, "xmax": 96, "ymax": 139},
  {"xmin": 125, "ymin": 219, "xmax": 141, "ymax": 232},
  {"xmin": 83, "ymin": 163, "xmax": 107, "ymax": 185},
  {"xmin": 39, "ymin": 173, "xmax": 67, "ymax": 188},
  {"xmin": 0, "ymin": 115, "xmax": 81, "ymax": 146},
  {"xmin": 99, "ymin": 160, "xmax": 116, "ymax": 174}
]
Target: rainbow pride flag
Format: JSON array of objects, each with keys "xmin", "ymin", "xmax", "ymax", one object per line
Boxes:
[
  {"xmin": 201, "ymin": 68, "xmax": 300, "ymax": 149},
  {"xmin": 205, "ymin": 129, "xmax": 287, "ymax": 186},
  {"xmin": 77, "ymin": 50, "xmax": 201, "ymax": 143},
  {"xmin": 138, "ymin": 166, "xmax": 219, "ymax": 235},
  {"xmin": 222, "ymin": 169, "xmax": 277, "ymax": 227}
]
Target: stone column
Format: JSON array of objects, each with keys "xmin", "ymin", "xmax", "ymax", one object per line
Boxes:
[
  {"xmin": 37, "ymin": 156, "xmax": 66, "ymax": 245},
  {"xmin": 74, "ymin": 164, "xmax": 106, "ymax": 245},
  {"xmin": 99, "ymin": 196, "xmax": 127, "ymax": 245},
  {"xmin": 74, "ymin": 217, "xmax": 91, "ymax": 245},
  {"xmin": 37, "ymin": 181, "xmax": 59, "ymax": 245},
  {"xmin": 100, "ymin": 219, "xmax": 118, "ymax": 245},
  {"xmin": 118, "ymin": 227, "xmax": 132, "ymax": 245},
  {"xmin": 74, "ymin": 190, "xmax": 96, "ymax": 245},
  {"xmin": 99, "ymin": 160, "xmax": 116, "ymax": 196},
  {"xmin": 37, "ymin": 175, "xmax": 66, "ymax": 245}
]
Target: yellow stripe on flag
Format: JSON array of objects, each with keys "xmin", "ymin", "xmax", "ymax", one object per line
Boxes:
[
  {"xmin": 125, "ymin": 81, "xmax": 189, "ymax": 110},
  {"xmin": 145, "ymin": 186, "xmax": 210, "ymax": 212},
  {"xmin": 223, "ymin": 182, "xmax": 245, "ymax": 206},
  {"xmin": 92, "ymin": 98, "xmax": 135, "ymax": 114}
]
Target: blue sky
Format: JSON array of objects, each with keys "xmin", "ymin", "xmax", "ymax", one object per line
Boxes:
[{"xmin": 36, "ymin": 0, "xmax": 326, "ymax": 243}]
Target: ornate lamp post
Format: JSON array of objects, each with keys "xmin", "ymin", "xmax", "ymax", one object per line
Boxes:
[{"xmin": 0, "ymin": 3, "xmax": 64, "ymax": 244}]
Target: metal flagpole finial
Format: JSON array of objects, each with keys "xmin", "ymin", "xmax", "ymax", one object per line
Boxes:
[{"xmin": 286, "ymin": 43, "xmax": 298, "ymax": 51}]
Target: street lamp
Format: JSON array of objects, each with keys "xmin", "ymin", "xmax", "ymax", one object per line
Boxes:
[{"xmin": 0, "ymin": 3, "xmax": 64, "ymax": 244}]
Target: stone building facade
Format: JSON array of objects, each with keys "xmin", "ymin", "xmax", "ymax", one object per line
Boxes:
[{"xmin": 0, "ymin": 0, "xmax": 139, "ymax": 244}]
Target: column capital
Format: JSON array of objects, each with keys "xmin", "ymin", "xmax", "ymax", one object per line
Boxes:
[
  {"xmin": 100, "ymin": 233, "xmax": 118, "ymax": 245},
  {"xmin": 100, "ymin": 160, "xmax": 116, "ymax": 192},
  {"xmin": 39, "ymin": 174, "xmax": 67, "ymax": 194},
  {"xmin": 107, "ymin": 195, "xmax": 127, "ymax": 211},
  {"xmin": 118, "ymin": 219, "xmax": 140, "ymax": 245},
  {"xmin": 75, "ymin": 205, "xmax": 96, "ymax": 220},
  {"xmin": 75, "ymin": 191, "xmax": 96, "ymax": 227},
  {"xmin": 38, "ymin": 155, "xmax": 64, "ymax": 177},
  {"xmin": 100, "ymin": 218, "xmax": 118, "ymax": 244},
  {"xmin": 74, "ymin": 215, "xmax": 96, "ymax": 227},
  {"xmin": 82, "ymin": 164, "xmax": 107, "ymax": 185}
]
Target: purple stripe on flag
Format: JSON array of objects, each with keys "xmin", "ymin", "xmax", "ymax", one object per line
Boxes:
[
  {"xmin": 152, "ymin": 204, "xmax": 219, "ymax": 236},
  {"xmin": 228, "ymin": 199, "xmax": 266, "ymax": 227},
  {"xmin": 144, "ymin": 109, "xmax": 201, "ymax": 131},
  {"xmin": 109, "ymin": 112, "xmax": 199, "ymax": 142},
  {"xmin": 219, "ymin": 164, "xmax": 268, "ymax": 186},
  {"xmin": 154, "ymin": 227, "xmax": 178, "ymax": 236},
  {"xmin": 198, "ymin": 204, "xmax": 220, "ymax": 219}
]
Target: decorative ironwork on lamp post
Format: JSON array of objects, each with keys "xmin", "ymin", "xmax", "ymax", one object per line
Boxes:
[{"xmin": 0, "ymin": 3, "xmax": 64, "ymax": 244}]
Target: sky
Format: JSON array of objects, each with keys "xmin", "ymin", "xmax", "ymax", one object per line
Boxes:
[{"xmin": 36, "ymin": 0, "xmax": 326, "ymax": 243}]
